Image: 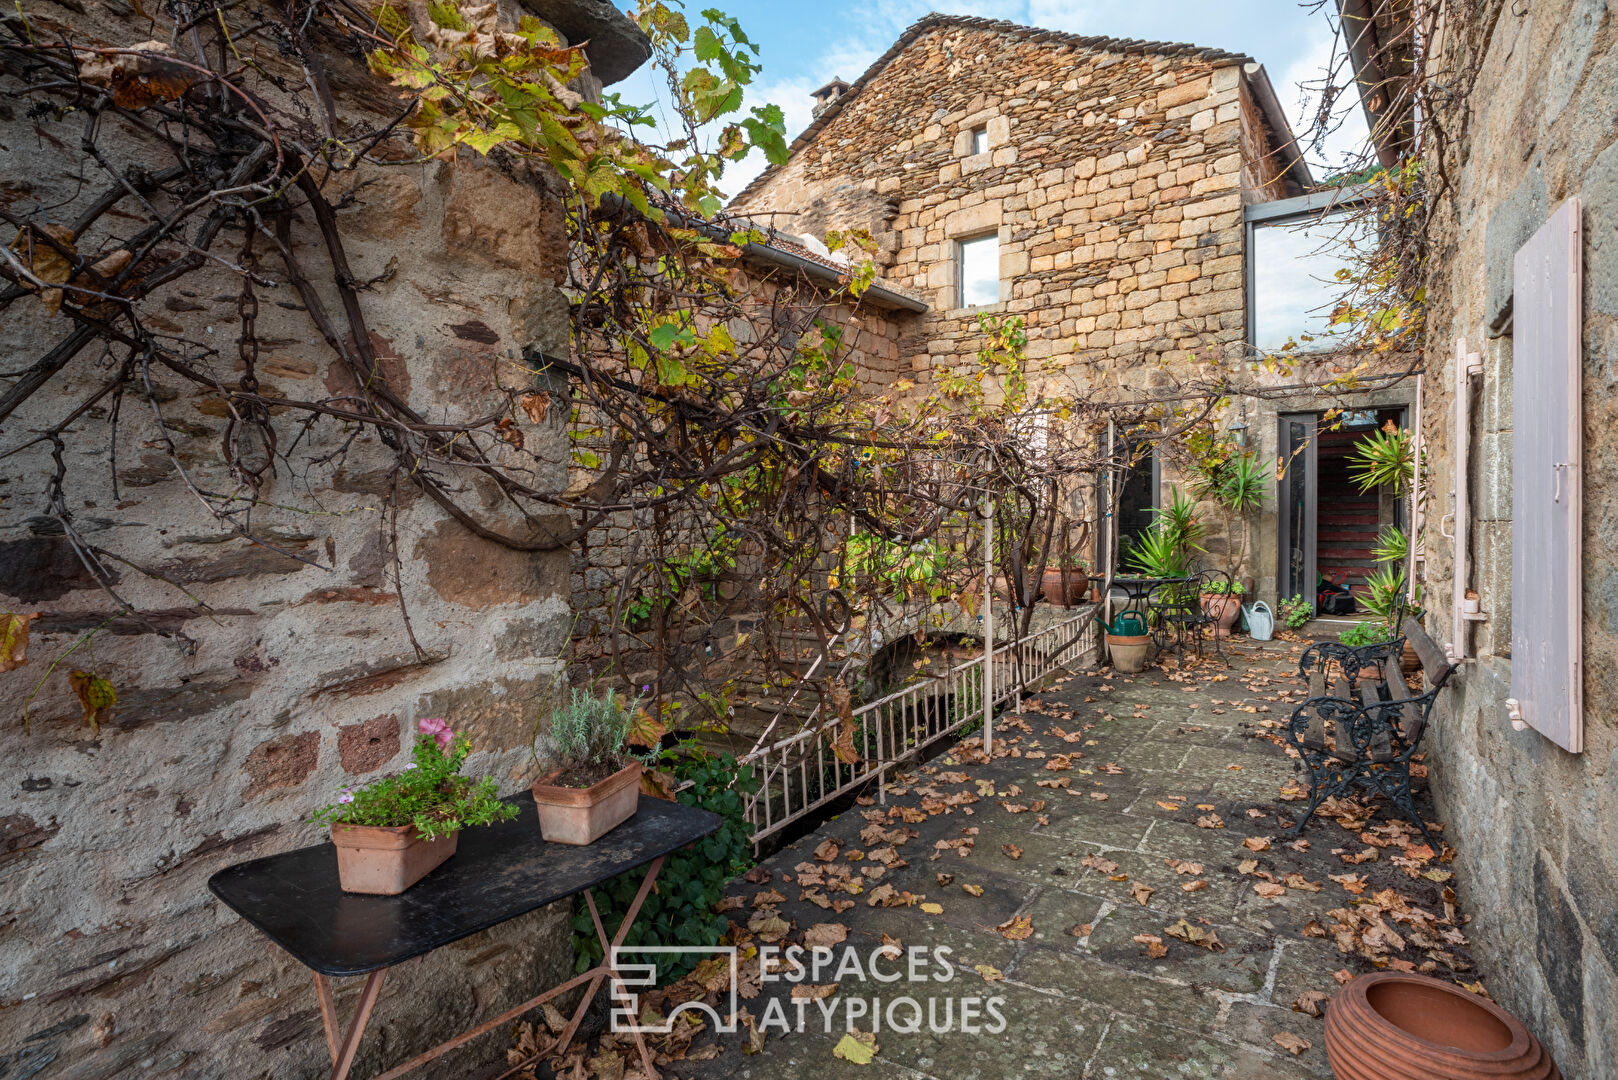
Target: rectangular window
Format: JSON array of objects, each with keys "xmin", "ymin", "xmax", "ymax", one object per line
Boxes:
[
  {"xmin": 971, "ymin": 127, "xmax": 988, "ymax": 156},
  {"xmin": 1250, "ymin": 209, "xmax": 1369, "ymax": 353},
  {"xmin": 957, "ymin": 234, "xmax": 998, "ymax": 308}
]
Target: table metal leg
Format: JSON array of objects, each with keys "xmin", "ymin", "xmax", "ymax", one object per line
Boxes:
[
  {"xmin": 554, "ymin": 855, "xmax": 666, "ymax": 1077},
  {"xmin": 314, "ymin": 968, "xmax": 387, "ymax": 1080},
  {"xmin": 312, "ymin": 855, "xmax": 670, "ymax": 1080}
]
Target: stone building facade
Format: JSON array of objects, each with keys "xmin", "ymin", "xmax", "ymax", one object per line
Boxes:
[
  {"xmin": 728, "ymin": 15, "xmax": 1413, "ymax": 603},
  {"xmin": 1412, "ymin": 0, "xmax": 1618, "ymax": 1074},
  {"xmin": 0, "ymin": 3, "xmax": 647, "ymax": 1077},
  {"xmin": 731, "ymin": 15, "xmax": 1310, "ymax": 393}
]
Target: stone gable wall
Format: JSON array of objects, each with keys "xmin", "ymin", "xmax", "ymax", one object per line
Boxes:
[{"xmin": 730, "ymin": 25, "xmax": 1288, "ymax": 400}]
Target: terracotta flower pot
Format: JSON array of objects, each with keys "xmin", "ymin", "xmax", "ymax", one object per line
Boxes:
[
  {"xmin": 1041, "ymin": 567, "xmax": 1090, "ymax": 607},
  {"xmin": 1325, "ymin": 972, "xmax": 1560, "ymax": 1080},
  {"xmin": 1402, "ymin": 640, "xmax": 1421, "ymax": 675},
  {"xmin": 1106, "ymin": 632, "xmax": 1151, "ymax": 674},
  {"xmin": 1200, "ymin": 592, "xmax": 1242, "ymax": 635},
  {"xmin": 531, "ymin": 760, "xmax": 642, "ymax": 845},
  {"xmin": 331, "ymin": 822, "xmax": 458, "ymax": 895}
]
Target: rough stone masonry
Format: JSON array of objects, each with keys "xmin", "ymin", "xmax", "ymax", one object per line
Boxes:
[{"xmin": 0, "ymin": 2, "xmax": 649, "ymax": 1077}]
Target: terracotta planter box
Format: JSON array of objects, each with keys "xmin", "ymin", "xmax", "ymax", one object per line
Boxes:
[
  {"xmin": 1325, "ymin": 972, "xmax": 1560, "ymax": 1080},
  {"xmin": 1106, "ymin": 632, "xmax": 1151, "ymax": 674},
  {"xmin": 331, "ymin": 823, "xmax": 458, "ymax": 895},
  {"xmin": 531, "ymin": 760, "xmax": 642, "ymax": 845},
  {"xmin": 1040, "ymin": 568, "xmax": 1089, "ymax": 607}
]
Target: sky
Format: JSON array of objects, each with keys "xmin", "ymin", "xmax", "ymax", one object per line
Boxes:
[{"xmin": 612, "ymin": 1, "xmax": 1369, "ymax": 199}]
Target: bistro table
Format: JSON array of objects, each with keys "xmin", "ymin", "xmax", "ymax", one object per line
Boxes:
[
  {"xmin": 209, "ymin": 794, "xmax": 720, "ymax": 1080},
  {"xmin": 1107, "ymin": 574, "xmax": 1193, "ymax": 607}
]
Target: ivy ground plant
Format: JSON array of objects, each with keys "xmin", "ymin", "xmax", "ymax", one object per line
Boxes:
[
  {"xmin": 572, "ymin": 741, "xmax": 755, "ymax": 977},
  {"xmin": 312, "ymin": 718, "xmax": 516, "ymax": 840}
]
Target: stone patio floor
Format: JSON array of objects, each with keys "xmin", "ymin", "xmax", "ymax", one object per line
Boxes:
[{"xmin": 526, "ymin": 636, "xmax": 1483, "ymax": 1080}]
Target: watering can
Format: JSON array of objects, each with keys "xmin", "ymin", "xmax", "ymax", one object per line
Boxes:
[
  {"xmin": 1108, "ymin": 610, "xmax": 1147, "ymax": 637},
  {"xmin": 1242, "ymin": 600, "xmax": 1274, "ymax": 641}
]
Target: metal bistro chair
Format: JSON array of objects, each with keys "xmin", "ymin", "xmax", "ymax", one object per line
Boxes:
[
  {"xmin": 1146, "ymin": 569, "xmax": 1229, "ymax": 663},
  {"xmin": 1283, "ymin": 617, "xmax": 1455, "ymax": 846}
]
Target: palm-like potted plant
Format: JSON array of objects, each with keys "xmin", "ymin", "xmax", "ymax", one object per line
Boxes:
[
  {"xmin": 312, "ymin": 718, "xmax": 517, "ymax": 895},
  {"xmin": 530, "ymin": 689, "xmax": 652, "ymax": 845},
  {"xmin": 1188, "ymin": 443, "xmax": 1268, "ymax": 632}
]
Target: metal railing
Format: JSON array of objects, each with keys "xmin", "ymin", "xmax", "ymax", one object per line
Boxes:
[{"xmin": 738, "ymin": 606, "xmax": 1099, "ymax": 851}]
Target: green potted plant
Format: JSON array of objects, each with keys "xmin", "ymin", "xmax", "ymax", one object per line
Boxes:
[
  {"xmin": 1278, "ymin": 594, "xmax": 1314, "ymax": 631},
  {"xmin": 531, "ymin": 689, "xmax": 648, "ymax": 845},
  {"xmin": 1041, "ymin": 550, "xmax": 1090, "ymax": 607},
  {"xmin": 312, "ymin": 718, "xmax": 516, "ymax": 895}
]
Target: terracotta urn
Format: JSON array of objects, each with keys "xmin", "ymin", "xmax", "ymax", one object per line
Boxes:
[
  {"xmin": 1401, "ymin": 640, "xmax": 1421, "ymax": 675},
  {"xmin": 1041, "ymin": 567, "xmax": 1089, "ymax": 607},
  {"xmin": 531, "ymin": 760, "xmax": 643, "ymax": 845},
  {"xmin": 1200, "ymin": 592, "xmax": 1242, "ymax": 635},
  {"xmin": 1106, "ymin": 632, "xmax": 1151, "ymax": 674},
  {"xmin": 1324, "ymin": 972, "xmax": 1560, "ymax": 1080},
  {"xmin": 331, "ymin": 823, "xmax": 458, "ymax": 895}
]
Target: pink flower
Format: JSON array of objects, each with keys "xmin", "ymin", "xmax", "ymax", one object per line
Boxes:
[{"xmin": 418, "ymin": 716, "xmax": 455, "ymax": 752}]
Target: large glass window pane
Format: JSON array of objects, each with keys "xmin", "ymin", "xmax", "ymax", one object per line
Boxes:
[
  {"xmin": 958, "ymin": 235, "xmax": 999, "ymax": 308},
  {"xmin": 1251, "ymin": 210, "xmax": 1367, "ymax": 353}
]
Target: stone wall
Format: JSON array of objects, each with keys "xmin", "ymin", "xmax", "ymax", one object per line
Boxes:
[
  {"xmin": 730, "ymin": 19, "xmax": 1305, "ymax": 402},
  {"xmin": 1418, "ymin": 0, "xmax": 1617, "ymax": 1074},
  {"xmin": 0, "ymin": 3, "xmax": 648, "ymax": 1077}
]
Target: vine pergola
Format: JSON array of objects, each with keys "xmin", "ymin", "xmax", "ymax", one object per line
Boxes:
[{"xmin": 0, "ymin": 0, "xmax": 1438, "ymax": 743}]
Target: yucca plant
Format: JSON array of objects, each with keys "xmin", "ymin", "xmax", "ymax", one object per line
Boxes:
[
  {"xmin": 1123, "ymin": 487, "xmax": 1206, "ymax": 579},
  {"xmin": 1348, "ymin": 426, "xmax": 1416, "ymax": 495},
  {"xmin": 1370, "ymin": 524, "xmax": 1409, "ymax": 565},
  {"xmin": 1190, "ymin": 450, "xmax": 1269, "ymax": 581}
]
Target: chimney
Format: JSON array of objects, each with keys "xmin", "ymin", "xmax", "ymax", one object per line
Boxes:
[{"xmin": 810, "ymin": 77, "xmax": 851, "ymax": 119}]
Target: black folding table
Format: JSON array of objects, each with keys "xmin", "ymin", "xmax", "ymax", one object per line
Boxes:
[{"xmin": 209, "ymin": 795, "xmax": 720, "ymax": 1080}]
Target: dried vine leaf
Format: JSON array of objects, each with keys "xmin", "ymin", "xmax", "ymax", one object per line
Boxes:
[
  {"xmin": 625, "ymin": 705, "xmax": 668, "ymax": 748},
  {"xmin": 519, "ymin": 391, "xmax": 552, "ymax": 423},
  {"xmin": 0, "ymin": 612, "xmax": 38, "ymax": 672},
  {"xmin": 68, "ymin": 671, "xmax": 118, "ymax": 734},
  {"xmin": 10, "ymin": 225, "xmax": 75, "ymax": 316},
  {"xmin": 827, "ymin": 683, "xmax": 859, "ymax": 765},
  {"xmin": 78, "ymin": 41, "xmax": 202, "ymax": 108}
]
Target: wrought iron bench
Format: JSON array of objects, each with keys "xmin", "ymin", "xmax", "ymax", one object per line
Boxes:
[{"xmin": 1283, "ymin": 617, "xmax": 1454, "ymax": 845}]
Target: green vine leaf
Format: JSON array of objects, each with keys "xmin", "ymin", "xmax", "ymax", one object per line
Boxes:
[{"xmin": 68, "ymin": 670, "xmax": 117, "ymax": 734}]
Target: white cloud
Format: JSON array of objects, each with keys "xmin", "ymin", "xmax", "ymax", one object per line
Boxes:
[
  {"xmin": 1275, "ymin": 15, "xmax": 1371, "ymax": 177},
  {"xmin": 1025, "ymin": 0, "xmax": 1105, "ymax": 32}
]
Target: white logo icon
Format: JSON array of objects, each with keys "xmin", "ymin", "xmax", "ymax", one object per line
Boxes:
[{"xmin": 609, "ymin": 946, "xmax": 739, "ymax": 1034}]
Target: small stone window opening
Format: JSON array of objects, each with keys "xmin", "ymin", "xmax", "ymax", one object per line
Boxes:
[
  {"xmin": 971, "ymin": 127, "xmax": 989, "ymax": 156},
  {"xmin": 958, "ymin": 234, "xmax": 999, "ymax": 308}
]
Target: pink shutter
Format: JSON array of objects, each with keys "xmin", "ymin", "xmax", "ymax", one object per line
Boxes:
[{"xmin": 1510, "ymin": 198, "xmax": 1582, "ymax": 753}]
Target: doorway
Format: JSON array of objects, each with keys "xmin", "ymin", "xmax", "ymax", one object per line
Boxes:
[{"xmin": 1276, "ymin": 408, "xmax": 1407, "ymax": 613}]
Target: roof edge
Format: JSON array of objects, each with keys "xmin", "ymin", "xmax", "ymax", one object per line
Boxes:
[{"xmin": 1241, "ymin": 63, "xmax": 1317, "ymax": 194}]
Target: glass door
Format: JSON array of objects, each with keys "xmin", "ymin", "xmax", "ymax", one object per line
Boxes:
[{"xmin": 1277, "ymin": 414, "xmax": 1318, "ymax": 610}]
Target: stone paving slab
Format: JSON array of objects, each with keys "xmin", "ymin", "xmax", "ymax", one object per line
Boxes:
[{"xmin": 588, "ymin": 638, "xmax": 1485, "ymax": 1080}]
